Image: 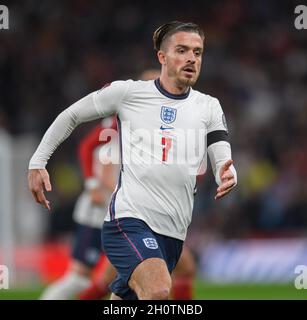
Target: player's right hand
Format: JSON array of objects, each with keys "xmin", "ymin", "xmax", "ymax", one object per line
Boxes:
[{"xmin": 28, "ymin": 169, "xmax": 52, "ymax": 211}]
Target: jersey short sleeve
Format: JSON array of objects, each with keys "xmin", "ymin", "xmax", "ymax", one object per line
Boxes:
[{"xmin": 92, "ymin": 80, "xmax": 130, "ymax": 117}]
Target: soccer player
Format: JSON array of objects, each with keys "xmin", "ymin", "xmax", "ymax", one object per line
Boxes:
[
  {"xmin": 139, "ymin": 68, "xmax": 197, "ymax": 300},
  {"xmin": 28, "ymin": 21, "xmax": 237, "ymax": 300},
  {"xmin": 78, "ymin": 69, "xmax": 197, "ymax": 300},
  {"xmin": 40, "ymin": 117, "xmax": 118, "ymax": 299}
]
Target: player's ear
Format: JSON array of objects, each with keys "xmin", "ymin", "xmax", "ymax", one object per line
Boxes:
[{"xmin": 157, "ymin": 50, "xmax": 166, "ymax": 65}]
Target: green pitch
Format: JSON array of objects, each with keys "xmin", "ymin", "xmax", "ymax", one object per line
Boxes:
[
  {"xmin": 0, "ymin": 281, "xmax": 305, "ymax": 300},
  {"xmin": 194, "ymin": 282, "xmax": 306, "ymax": 300}
]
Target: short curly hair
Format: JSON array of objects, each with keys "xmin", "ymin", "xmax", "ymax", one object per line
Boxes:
[{"xmin": 153, "ymin": 21, "xmax": 204, "ymax": 51}]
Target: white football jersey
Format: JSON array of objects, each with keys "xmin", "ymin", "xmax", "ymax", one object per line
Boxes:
[{"xmin": 92, "ymin": 79, "xmax": 228, "ymax": 240}]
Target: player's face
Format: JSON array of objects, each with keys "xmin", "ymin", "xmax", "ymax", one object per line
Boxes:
[{"xmin": 162, "ymin": 31, "xmax": 203, "ymax": 87}]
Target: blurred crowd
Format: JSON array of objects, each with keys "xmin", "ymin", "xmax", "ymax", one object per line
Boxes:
[{"xmin": 1, "ymin": 0, "xmax": 306, "ymax": 240}]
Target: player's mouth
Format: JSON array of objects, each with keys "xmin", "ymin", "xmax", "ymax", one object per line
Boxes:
[{"xmin": 182, "ymin": 66, "xmax": 196, "ymax": 77}]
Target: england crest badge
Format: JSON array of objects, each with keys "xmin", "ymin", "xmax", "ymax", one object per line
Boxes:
[
  {"xmin": 160, "ymin": 106, "xmax": 177, "ymax": 124},
  {"xmin": 143, "ymin": 238, "xmax": 158, "ymax": 249}
]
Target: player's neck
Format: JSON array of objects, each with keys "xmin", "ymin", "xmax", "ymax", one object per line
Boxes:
[{"xmin": 159, "ymin": 76, "xmax": 189, "ymax": 95}]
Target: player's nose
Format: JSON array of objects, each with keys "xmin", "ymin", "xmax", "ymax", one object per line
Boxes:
[{"xmin": 186, "ymin": 51, "xmax": 196, "ymax": 63}]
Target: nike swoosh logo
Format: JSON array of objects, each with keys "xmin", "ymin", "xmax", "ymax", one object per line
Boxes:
[{"xmin": 160, "ymin": 125, "xmax": 174, "ymax": 130}]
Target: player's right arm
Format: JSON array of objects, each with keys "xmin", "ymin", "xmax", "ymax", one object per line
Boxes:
[{"xmin": 28, "ymin": 81, "xmax": 130, "ymax": 210}]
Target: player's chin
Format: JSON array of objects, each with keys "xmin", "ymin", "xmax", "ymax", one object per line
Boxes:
[
  {"xmin": 181, "ymin": 77, "xmax": 197, "ymax": 86},
  {"xmin": 180, "ymin": 74, "xmax": 198, "ymax": 86}
]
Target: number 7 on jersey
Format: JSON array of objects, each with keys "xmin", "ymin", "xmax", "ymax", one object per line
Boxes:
[{"xmin": 161, "ymin": 136, "xmax": 172, "ymax": 162}]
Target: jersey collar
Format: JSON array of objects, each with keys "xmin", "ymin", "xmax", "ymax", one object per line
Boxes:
[{"xmin": 154, "ymin": 78, "xmax": 190, "ymax": 100}]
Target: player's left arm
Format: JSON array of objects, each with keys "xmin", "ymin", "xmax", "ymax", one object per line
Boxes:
[
  {"xmin": 208, "ymin": 143, "xmax": 237, "ymax": 200},
  {"xmin": 206, "ymin": 98, "xmax": 237, "ymax": 200}
]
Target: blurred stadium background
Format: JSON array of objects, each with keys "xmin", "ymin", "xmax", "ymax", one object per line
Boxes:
[{"xmin": 1, "ymin": 0, "xmax": 307, "ymax": 299}]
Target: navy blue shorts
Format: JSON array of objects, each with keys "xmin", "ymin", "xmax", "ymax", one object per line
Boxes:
[
  {"xmin": 102, "ymin": 218, "xmax": 183, "ymax": 300},
  {"xmin": 71, "ymin": 223, "xmax": 103, "ymax": 268}
]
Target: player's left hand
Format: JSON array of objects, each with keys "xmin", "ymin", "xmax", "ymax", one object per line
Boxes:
[{"xmin": 215, "ymin": 159, "xmax": 236, "ymax": 200}]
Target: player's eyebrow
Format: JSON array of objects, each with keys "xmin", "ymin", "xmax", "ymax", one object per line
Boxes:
[{"xmin": 175, "ymin": 44, "xmax": 203, "ymax": 52}]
